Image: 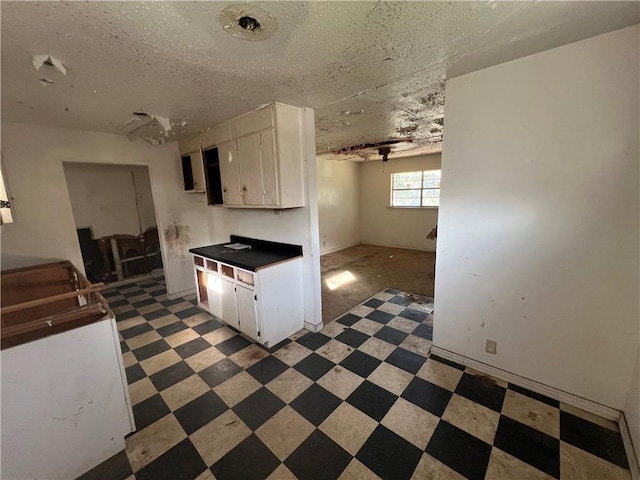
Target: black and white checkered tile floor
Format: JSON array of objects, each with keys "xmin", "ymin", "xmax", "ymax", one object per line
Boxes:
[{"xmin": 80, "ymin": 273, "xmax": 632, "ymax": 480}]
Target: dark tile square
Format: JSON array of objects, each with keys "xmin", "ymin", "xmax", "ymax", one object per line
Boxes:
[
  {"xmin": 199, "ymin": 358, "xmax": 242, "ymax": 388},
  {"xmin": 246, "ymin": 355, "xmax": 289, "ymax": 384},
  {"xmin": 336, "ymin": 313, "xmax": 360, "ymax": 326},
  {"xmin": 193, "ymin": 319, "xmax": 223, "ymax": 335},
  {"xmin": 455, "ymin": 372, "xmax": 506, "ymax": 412},
  {"xmin": 364, "ymin": 298, "xmax": 384, "ymax": 308},
  {"xmin": 290, "ymin": 383, "xmax": 342, "ymax": 426},
  {"xmin": 136, "ymin": 438, "xmax": 207, "ymax": 480},
  {"xmin": 293, "ymin": 353, "xmax": 335, "ymax": 381},
  {"xmin": 365, "ymin": 309, "xmax": 395, "ymax": 324},
  {"xmin": 175, "ymin": 306, "xmax": 202, "ymax": 319},
  {"xmin": 125, "ymin": 363, "xmax": 146, "ymax": 384},
  {"xmin": 385, "ymin": 288, "xmax": 401, "ymax": 294},
  {"xmin": 121, "ymin": 322, "xmax": 153, "ymax": 339},
  {"xmin": 385, "ymin": 347, "xmax": 427, "ymax": 374},
  {"xmin": 340, "ymin": 350, "xmax": 381, "ymax": 378},
  {"xmin": 156, "ymin": 320, "xmax": 188, "ymax": 337},
  {"xmin": 412, "ymin": 323, "xmax": 433, "ymax": 340},
  {"xmin": 426, "ymin": 420, "xmax": 493, "ymax": 480},
  {"xmin": 174, "ymin": 390, "xmax": 228, "ymax": 434},
  {"xmin": 132, "ymin": 394, "xmax": 170, "ymax": 430},
  {"xmin": 285, "ymin": 430, "xmax": 352, "ymax": 480},
  {"xmin": 347, "ymin": 380, "xmax": 397, "ymax": 421},
  {"xmin": 374, "ymin": 326, "xmax": 409, "ymax": 346},
  {"xmin": 216, "ymin": 335, "xmax": 252, "ymax": 356},
  {"xmin": 190, "ymin": 298, "xmax": 198, "ymax": 305},
  {"xmin": 103, "ymin": 289, "xmax": 121, "ymax": 298},
  {"xmin": 233, "ymin": 387, "xmax": 285, "ymax": 430},
  {"xmin": 212, "ymin": 434, "xmax": 280, "ymax": 480},
  {"xmin": 120, "ymin": 341, "xmax": 130, "ymax": 353},
  {"xmin": 175, "ymin": 337, "xmax": 211, "ymax": 359},
  {"xmin": 560, "ymin": 411, "xmax": 628, "ymax": 468},
  {"xmin": 162, "ymin": 297, "xmax": 186, "ymax": 307},
  {"xmin": 109, "ymin": 299, "xmax": 129, "ymax": 308},
  {"xmin": 149, "ymin": 362, "xmax": 195, "ymax": 391},
  {"xmin": 139, "ymin": 281, "xmax": 160, "ymax": 288},
  {"xmin": 132, "ymin": 339, "xmax": 171, "ymax": 362},
  {"xmin": 77, "ymin": 450, "xmax": 132, "ymax": 480},
  {"xmin": 389, "ymin": 294, "xmax": 413, "ymax": 306},
  {"xmin": 117, "ymin": 309, "xmax": 143, "ymax": 323},
  {"xmin": 149, "ymin": 288, "xmax": 167, "ymax": 297},
  {"xmin": 335, "ymin": 329, "xmax": 370, "ymax": 348},
  {"xmin": 429, "ymin": 354, "xmax": 465, "ymax": 370},
  {"xmin": 296, "ymin": 332, "xmax": 331, "ymax": 350},
  {"xmin": 264, "ymin": 337, "xmax": 291, "ymax": 353},
  {"xmin": 399, "ymin": 307, "xmax": 428, "ymax": 322},
  {"xmin": 143, "ymin": 308, "xmax": 171, "ymax": 321},
  {"xmin": 495, "ymin": 415, "xmax": 560, "ymax": 477},
  {"xmin": 132, "ymin": 298, "xmax": 157, "ymax": 308},
  {"xmin": 508, "ymin": 383, "xmax": 559, "ymax": 408},
  {"xmin": 402, "ymin": 377, "xmax": 452, "ymax": 416},
  {"xmin": 356, "ymin": 424, "xmax": 423, "ymax": 480},
  {"xmin": 123, "ymin": 289, "xmax": 145, "ymax": 298}
]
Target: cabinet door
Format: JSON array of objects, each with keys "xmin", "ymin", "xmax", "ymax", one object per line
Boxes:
[
  {"xmin": 236, "ymin": 133, "xmax": 264, "ymax": 206},
  {"xmin": 218, "ymin": 141, "xmax": 242, "ymax": 205},
  {"xmin": 206, "ymin": 273, "xmax": 223, "ymax": 320},
  {"xmin": 190, "ymin": 149, "xmax": 206, "ymax": 193},
  {"xmin": 221, "ymin": 278, "xmax": 239, "ymax": 329},
  {"xmin": 236, "ymin": 285, "xmax": 260, "ymax": 342},
  {"xmin": 260, "ymin": 129, "xmax": 279, "ymax": 206}
]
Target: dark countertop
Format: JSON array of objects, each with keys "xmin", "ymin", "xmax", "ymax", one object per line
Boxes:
[{"xmin": 189, "ymin": 235, "xmax": 303, "ymax": 272}]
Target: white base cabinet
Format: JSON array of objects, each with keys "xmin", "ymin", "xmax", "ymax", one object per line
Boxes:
[
  {"xmin": 1, "ymin": 317, "xmax": 134, "ymax": 480},
  {"xmin": 193, "ymin": 254, "xmax": 303, "ymax": 347}
]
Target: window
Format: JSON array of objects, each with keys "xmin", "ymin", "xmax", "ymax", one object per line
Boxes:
[{"xmin": 391, "ymin": 170, "xmax": 441, "ymax": 207}]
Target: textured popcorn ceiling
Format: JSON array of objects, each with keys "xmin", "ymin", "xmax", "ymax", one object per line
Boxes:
[{"xmin": 1, "ymin": 1, "xmax": 638, "ymax": 155}]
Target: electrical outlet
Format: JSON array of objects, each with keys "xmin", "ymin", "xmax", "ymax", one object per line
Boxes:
[{"xmin": 486, "ymin": 340, "xmax": 497, "ymax": 354}]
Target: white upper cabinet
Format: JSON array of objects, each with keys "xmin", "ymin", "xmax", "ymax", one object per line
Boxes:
[
  {"xmin": 218, "ymin": 141, "xmax": 242, "ymax": 206},
  {"xmin": 210, "ymin": 103, "xmax": 305, "ymax": 209}
]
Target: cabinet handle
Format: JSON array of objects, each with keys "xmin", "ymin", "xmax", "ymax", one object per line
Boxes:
[
  {"xmin": 242, "ymin": 185, "xmax": 247, "ymax": 192},
  {"xmin": 223, "ymin": 187, "xmax": 227, "ymax": 193}
]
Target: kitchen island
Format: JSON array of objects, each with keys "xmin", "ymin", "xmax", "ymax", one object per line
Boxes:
[{"xmin": 189, "ymin": 236, "xmax": 304, "ymax": 347}]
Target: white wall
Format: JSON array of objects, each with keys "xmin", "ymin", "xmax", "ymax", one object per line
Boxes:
[
  {"xmin": 625, "ymin": 350, "xmax": 640, "ymax": 461},
  {"xmin": 64, "ymin": 163, "xmax": 157, "ymax": 238},
  {"xmin": 0, "ymin": 122, "xmax": 209, "ymax": 295},
  {"xmin": 360, "ymin": 154, "xmax": 440, "ymax": 251},
  {"xmin": 434, "ymin": 25, "xmax": 639, "ymax": 409},
  {"xmin": 317, "ymin": 157, "xmax": 360, "ymax": 254},
  {"xmin": 205, "ymin": 109, "xmax": 323, "ymax": 330}
]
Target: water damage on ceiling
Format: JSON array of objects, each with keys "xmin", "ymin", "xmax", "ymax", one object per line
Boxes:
[{"xmin": 1, "ymin": 1, "xmax": 638, "ymax": 154}]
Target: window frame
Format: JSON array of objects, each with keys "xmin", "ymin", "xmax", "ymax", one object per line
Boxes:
[{"xmin": 389, "ymin": 169, "xmax": 441, "ymax": 209}]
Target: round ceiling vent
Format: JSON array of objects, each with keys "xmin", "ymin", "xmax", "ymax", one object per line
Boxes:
[{"xmin": 219, "ymin": 4, "xmax": 277, "ymax": 41}]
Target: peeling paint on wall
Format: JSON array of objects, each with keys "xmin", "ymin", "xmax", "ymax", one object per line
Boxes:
[{"xmin": 163, "ymin": 223, "xmax": 191, "ymax": 258}]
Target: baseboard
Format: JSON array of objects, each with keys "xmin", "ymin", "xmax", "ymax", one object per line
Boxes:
[
  {"xmin": 620, "ymin": 413, "xmax": 640, "ymax": 479},
  {"xmin": 167, "ymin": 287, "xmax": 195, "ymax": 300},
  {"xmin": 320, "ymin": 241, "xmax": 361, "ymax": 256},
  {"xmin": 430, "ymin": 346, "xmax": 621, "ymax": 421},
  {"xmin": 360, "ymin": 241, "xmax": 435, "ymax": 253},
  {"xmin": 304, "ymin": 321, "xmax": 323, "ymax": 333}
]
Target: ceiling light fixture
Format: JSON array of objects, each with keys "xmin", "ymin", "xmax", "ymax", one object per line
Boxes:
[
  {"xmin": 220, "ymin": 4, "xmax": 277, "ymax": 41},
  {"xmin": 378, "ymin": 147, "xmax": 392, "ymax": 162}
]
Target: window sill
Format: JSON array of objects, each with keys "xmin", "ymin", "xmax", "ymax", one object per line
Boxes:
[{"xmin": 388, "ymin": 206, "xmax": 439, "ymax": 210}]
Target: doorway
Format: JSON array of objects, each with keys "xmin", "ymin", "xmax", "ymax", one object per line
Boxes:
[{"xmin": 63, "ymin": 162, "xmax": 163, "ymax": 284}]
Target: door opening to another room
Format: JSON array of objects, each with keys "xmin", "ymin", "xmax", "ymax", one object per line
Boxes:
[
  {"xmin": 317, "ymin": 154, "xmax": 439, "ymax": 352},
  {"xmin": 63, "ymin": 163, "xmax": 163, "ymax": 284}
]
